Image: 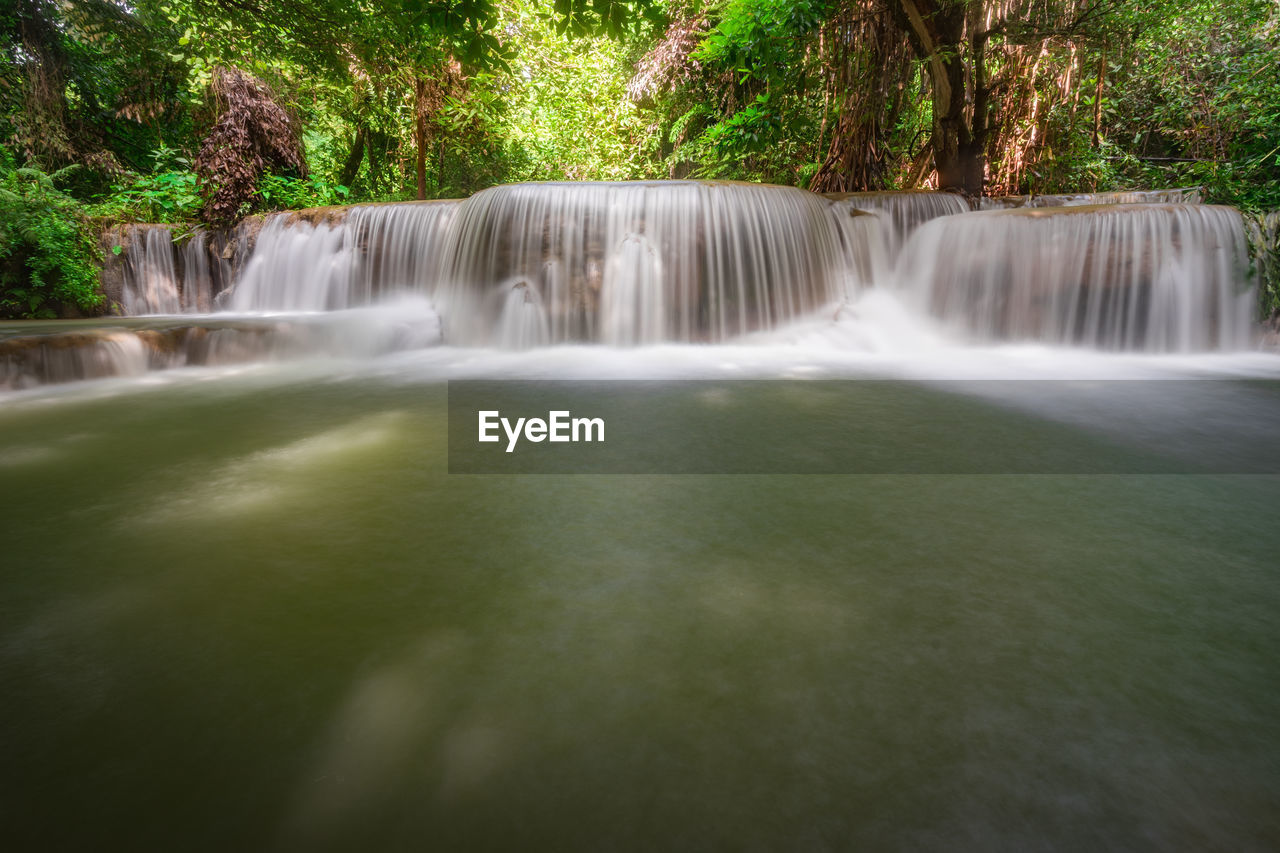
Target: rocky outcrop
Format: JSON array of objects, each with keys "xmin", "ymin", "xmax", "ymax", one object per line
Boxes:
[
  {"xmin": 1246, "ymin": 211, "xmax": 1279, "ymax": 344},
  {"xmin": 1262, "ymin": 310, "xmax": 1280, "ymax": 350},
  {"xmin": 0, "ymin": 305, "xmax": 443, "ymax": 390},
  {"xmin": 980, "ymin": 187, "xmax": 1204, "ymax": 210}
]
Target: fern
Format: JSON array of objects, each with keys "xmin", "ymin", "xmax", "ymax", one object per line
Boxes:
[{"xmin": 0, "ymin": 149, "xmax": 104, "ymax": 318}]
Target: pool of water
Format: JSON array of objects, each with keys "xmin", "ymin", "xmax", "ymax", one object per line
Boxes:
[{"xmin": 3, "ymin": 353, "xmax": 1280, "ymax": 849}]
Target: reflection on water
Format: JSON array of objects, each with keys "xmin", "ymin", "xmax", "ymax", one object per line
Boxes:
[
  {"xmin": 282, "ymin": 630, "xmax": 471, "ymax": 845},
  {"xmin": 137, "ymin": 411, "xmax": 412, "ymax": 524}
]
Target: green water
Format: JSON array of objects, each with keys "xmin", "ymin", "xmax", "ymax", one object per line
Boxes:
[{"xmin": 3, "ymin": 375, "xmax": 1279, "ymax": 850}]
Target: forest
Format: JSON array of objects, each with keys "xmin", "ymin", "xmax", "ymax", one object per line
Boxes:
[{"xmin": 3, "ymin": 0, "xmax": 1279, "ymax": 318}]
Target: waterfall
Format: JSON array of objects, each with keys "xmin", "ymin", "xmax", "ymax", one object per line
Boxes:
[
  {"xmin": 119, "ymin": 225, "xmax": 183, "ymax": 315},
  {"xmin": 108, "ymin": 225, "xmax": 231, "ymax": 314},
  {"xmin": 433, "ymin": 181, "xmax": 856, "ymax": 344},
  {"xmin": 824, "ymin": 191, "xmax": 968, "ymax": 259},
  {"xmin": 118, "ymin": 183, "xmax": 861, "ymax": 344},
  {"xmin": 0, "ymin": 303, "xmax": 443, "ymax": 390},
  {"xmin": 100, "ymin": 183, "xmax": 1259, "ymax": 355},
  {"xmin": 599, "ymin": 234, "xmax": 664, "ymax": 345},
  {"xmin": 1, "ymin": 329, "xmax": 148, "ymax": 389},
  {"xmin": 495, "ymin": 280, "xmax": 551, "ymax": 350},
  {"xmin": 899, "ymin": 204, "xmax": 1255, "ymax": 351},
  {"xmin": 179, "ymin": 230, "xmax": 229, "ymax": 313},
  {"xmin": 227, "ymin": 201, "xmax": 458, "ymax": 312},
  {"xmin": 827, "ymin": 207, "xmax": 889, "ymax": 294}
]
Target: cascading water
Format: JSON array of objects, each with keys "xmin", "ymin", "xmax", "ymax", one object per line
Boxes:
[
  {"xmin": 599, "ymin": 234, "xmax": 664, "ymax": 346},
  {"xmin": 118, "ymin": 225, "xmax": 182, "ymax": 315},
  {"xmin": 496, "ymin": 280, "xmax": 551, "ymax": 349},
  {"xmin": 55, "ymin": 182, "xmax": 1263, "ymax": 392},
  {"xmin": 433, "ymin": 181, "xmax": 862, "ymax": 345},
  {"xmin": 0, "ymin": 329, "xmax": 149, "ymax": 389},
  {"xmin": 899, "ymin": 204, "xmax": 1255, "ymax": 351},
  {"xmin": 824, "ymin": 191, "xmax": 969, "ymax": 259},
  {"xmin": 0, "ymin": 303, "xmax": 443, "ymax": 391},
  {"xmin": 828, "ymin": 206, "xmax": 889, "ymax": 293},
  {"xmin": 108, "ymin": 224, "xmax": 228, "ymax": 314},
  {"xmin": 167, "ymin": 181, "xmax": 870, "ymax": 346},
  {"xmin": 228, "ymin": 201, "xmax": 458, "ymax": 312},
  {"xmin": 178, "ymin": 230, "xmax": 228, "ymax": 313}
]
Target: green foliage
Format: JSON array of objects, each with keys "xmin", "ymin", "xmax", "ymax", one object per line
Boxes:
[
  {"xmin": 491, "ymin": 2, "xmax": 663, "ymax": 182},
  {"xmin": 651, "ymin": 0, "xmax": 830, "ymax": 184},
  {"xmin": 3, "ymin": 0, "xmax": 193, "ymax": 179},
  {"xmin": 0, "ymin": 150, "xmax": 104, "ymax": 318},
  {"xmin": 257, "ymin": 174, "xmax": 350, "ymax": 209},
  {"xmin": 693, "ymin": 0, "xmax": 826, "ymax": 82},
  {"xmin": 684, "ymin": 92, "xmax": 796, "ymax": 181},
  {"xmin": 105, "ymin": 171, "xmax": 202, "ymax": 224},
  {"xmin": 4, "ymin": 0, "xmax": 1274, "ymax": 210},
  {"xmin": 1103, "ymin": 0, "xmax": 1280, "ymax": 211},
  {"xmin": 551, "ymin": 0, "xmax": 665, "ymax": 38}
]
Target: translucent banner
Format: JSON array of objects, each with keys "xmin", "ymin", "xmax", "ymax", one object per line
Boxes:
[{"xmin": 447, "ymin": 380, "xmax": 1280, "ymax": 474}]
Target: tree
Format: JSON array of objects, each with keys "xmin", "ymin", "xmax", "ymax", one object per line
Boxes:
[
  {"xmin": 195, "ymin": 67, "xmax": 306, "ymax": 224},
  {"xmin": 2, "ymin": 0, "xmax": 190, "ymax": 181},
  {"xmin": 878, "ymin": 0, "xmax": 1118, "ymax": 194}
]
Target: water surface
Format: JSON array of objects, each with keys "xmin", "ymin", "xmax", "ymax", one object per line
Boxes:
[{"xmin": 3, "ymin": 366, "xmax": 1279, "ymax": 849}]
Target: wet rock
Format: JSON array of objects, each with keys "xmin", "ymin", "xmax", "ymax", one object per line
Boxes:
[
  {"xmin": 1262, "ymin": 309, "xmax": 1280, "ymax": 350},
  {"xmin": 980, "ymin": 187, "xmax": 1204, "ymax": 210}
]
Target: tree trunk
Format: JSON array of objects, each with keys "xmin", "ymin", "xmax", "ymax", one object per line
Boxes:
[
  {"xmin": 339, "ymin": 126, "xmax": 366, "ymax": 189},
  {"xmin": 1093, "ymin": 43, "xmax": 1107, "ymax": 148},
  {"xmin": 965, "ymin": 11, "xmax": 991, "ymax": 197},
  {"xmin": 892, "ymin": 0, "xmax": 985, "ymax": 196},
  {"xmin": 414, "ymin": 77, "xmax": 427, "ymax": 201}
]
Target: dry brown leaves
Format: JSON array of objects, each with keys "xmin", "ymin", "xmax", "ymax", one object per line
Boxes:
[{"xmin": 195, "ymin": 67, "xmax": 306, "ymax": 226}]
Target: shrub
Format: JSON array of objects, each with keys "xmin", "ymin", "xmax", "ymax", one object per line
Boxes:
[{"xmin": 0, "ymin": 149, "xmax": 104, "ymax": 318}]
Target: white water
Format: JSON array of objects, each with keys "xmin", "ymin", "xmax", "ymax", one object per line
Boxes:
[
  {"xmin": 599, "ymin": 234, "xmax": 665, "ymax": 346},
  {"xmin": 9, "ymin": 303, "xmax": 1280, "ymax": 405},
  {"xmin": 495, "ymin": 281, "xmax": 551, "ymax": 350},
  {"xmin": 113, "ymin": 182, "xmax": 873, "ymax": 346},
  {"xmin": 0, "ymin": 298, "xmax": 442, "ymax": 391},
  {"xmin": 900, "ymin": 204, "xmax": 1255, "ymax": 352},
  {"xmin": 825, "ymin": 191, "xmax": 969, "ymax": 260},
  {"xmin": 15, "ymin": 184, "xmax": 1267, "ymax": 392},
  {"xmin": 179, "ymin": 230, "xmax": 227, "ymax": 313},
  {"xmin": 114, "ymin": 225, "xmax": 227, "ymax": 315},
  {"xmin": 0, "ymin": 330, "xmax": 149, "ymax": 390},
  {"xmin": 229, "ymin": 202, "xmax": 458, "ymax": 312},
  {"xmin": 432, "ymin": 182, "xmax": 859, "ymax": 345},
  {"xmin": 119, "ymin": 226, "xmax": 182, "ymax": 315}
]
